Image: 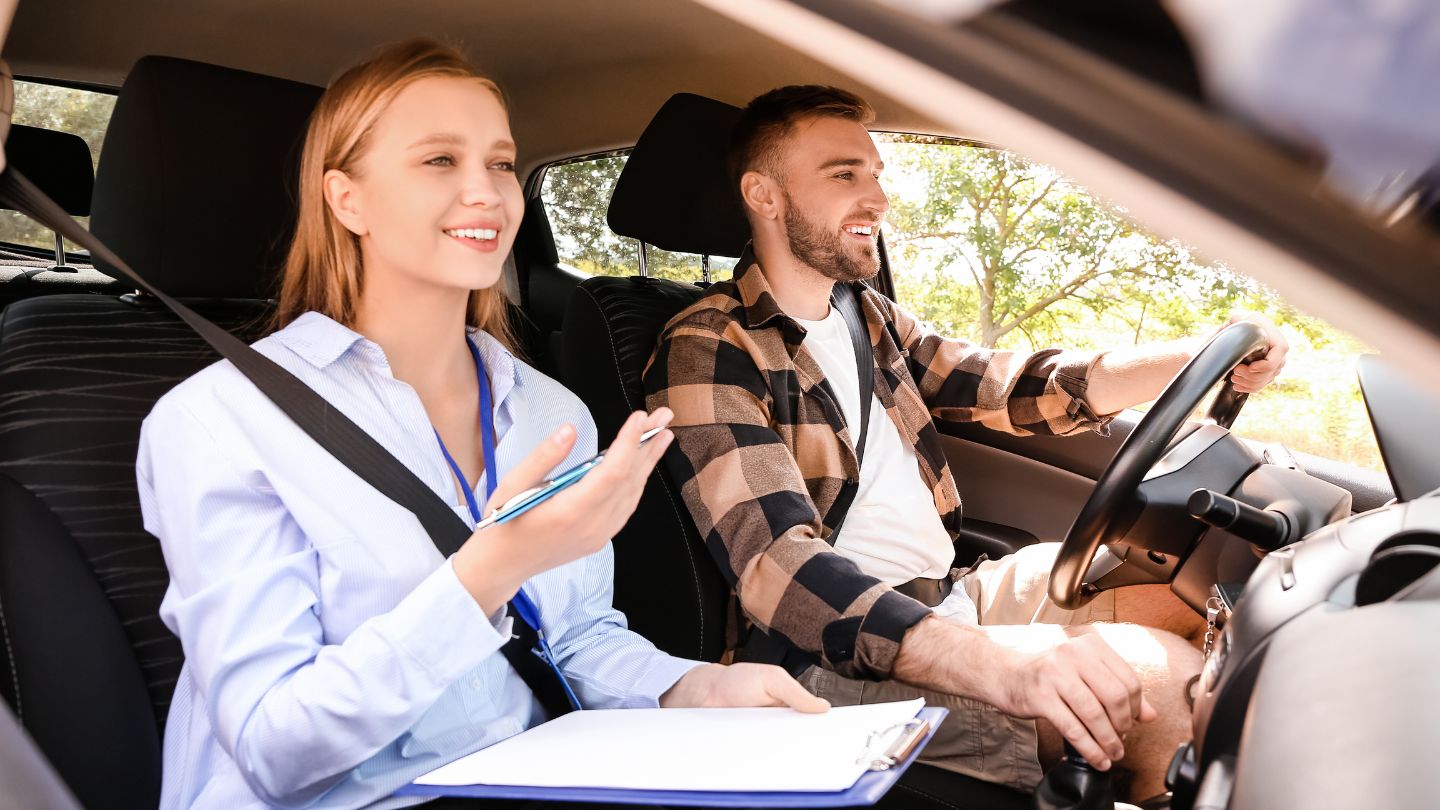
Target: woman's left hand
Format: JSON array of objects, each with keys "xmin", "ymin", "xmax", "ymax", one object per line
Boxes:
[{"xmin": 659, "ymin": 663, "xmax": 830, "ymax": 712}]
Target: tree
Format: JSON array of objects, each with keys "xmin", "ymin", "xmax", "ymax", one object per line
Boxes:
[{"xmin": 882, "ymin": 140, "xmax": 1252, "ymax": 349}]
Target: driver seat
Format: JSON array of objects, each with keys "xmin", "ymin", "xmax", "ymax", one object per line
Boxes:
[{"xmin": 558, "ymin": 92, "xmax": 1030, "ymax": 809}]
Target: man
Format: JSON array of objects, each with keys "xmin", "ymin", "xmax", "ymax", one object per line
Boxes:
[{"xmin": 641, "ymin": 86, "xmax": 1287, "ymax": 800}]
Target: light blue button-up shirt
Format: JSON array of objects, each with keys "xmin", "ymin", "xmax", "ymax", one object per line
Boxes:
[{"xmin": 137, "ymin": 311, "xmax": 700, "ymax": 809}]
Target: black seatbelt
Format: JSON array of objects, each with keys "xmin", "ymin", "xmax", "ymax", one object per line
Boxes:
[
  {"xmin": 0, "ymin": 168, "xmax": 576, "ymax": 718},
  {"xmin": 829, "ymin": 280, "xmax": 874, "ymax": 530}
]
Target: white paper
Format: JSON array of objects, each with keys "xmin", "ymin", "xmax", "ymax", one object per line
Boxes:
[{"xmin": 414, "ymin": 698, "xmax": 925, "ymax": 794}]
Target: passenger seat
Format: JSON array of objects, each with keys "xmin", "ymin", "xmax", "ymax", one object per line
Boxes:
[{"xmin": 0, "ymin": 56, "xmax": 320, "ymax": 810}]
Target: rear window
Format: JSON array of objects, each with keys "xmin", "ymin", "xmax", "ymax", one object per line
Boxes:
[
  {"xmin": 0, "ymin": 80, "xmax": 116, "ymax": 254},
  {"xmin": 538, "ymin": 152, "xmax": 739, "ymax": 283}
]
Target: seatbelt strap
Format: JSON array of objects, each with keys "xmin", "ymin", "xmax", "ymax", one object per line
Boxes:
[
  {"xmin": 828, "ymin": 280, "xmax": 874, "ymax": 536},
  {"xmin": 0, "ymin": 168, "xmax": 576, "ymax": 718}
]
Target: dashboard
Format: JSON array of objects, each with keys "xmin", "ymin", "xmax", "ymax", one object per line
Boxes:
[{"xmin": 1167, "ymin": 356, "xmax": 1440, "ymax": 809}]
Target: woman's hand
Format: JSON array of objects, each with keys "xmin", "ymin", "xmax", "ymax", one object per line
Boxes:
[
  {"xmin": 659, "ymin": 663, "xmax": 830, "ymax": 712},
  {"xmin": 452, "ymin": 409, "xmax": 673, "ymax": 612}
]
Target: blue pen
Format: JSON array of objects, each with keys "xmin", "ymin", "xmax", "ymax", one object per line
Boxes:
[{"xmin": 473, "ymin": 426, "xmax": 666, "ymax": 531}]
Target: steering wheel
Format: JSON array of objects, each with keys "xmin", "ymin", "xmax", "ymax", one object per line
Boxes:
[{"xmin": 1048, "ymin": 322, "xmax": 1272, "ymax": 609}]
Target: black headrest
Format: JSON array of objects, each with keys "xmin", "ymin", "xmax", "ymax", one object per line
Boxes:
[
  {"xmin": 3, "ymin": 124, "xmax": 94, "ymax": 216},
  {"xmin": 90, "ymin": 56, "xmax": 323, "ymax": 298},
  {"xmin": 607, "ymin": 93, "xmax": 750, "ymax": 258}
]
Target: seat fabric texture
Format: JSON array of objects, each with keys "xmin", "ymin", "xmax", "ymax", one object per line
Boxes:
[{"xmin": 0, "ymin": 55, "xmax": 320, "ymax": 810}]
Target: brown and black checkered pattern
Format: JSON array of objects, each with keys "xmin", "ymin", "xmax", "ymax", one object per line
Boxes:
[{"xmin": 642, "ymin": 260, "xmax": 1112, "ymax": 680}]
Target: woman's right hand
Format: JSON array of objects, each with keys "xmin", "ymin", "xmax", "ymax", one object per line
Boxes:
[{"xmin": 452, "ymin": 409, "xmax": 673, "ymax": 612}]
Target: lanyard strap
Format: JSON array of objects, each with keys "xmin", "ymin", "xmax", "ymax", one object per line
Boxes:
[
  {"xmin": 432, "ymin": 337, "xmax": 501, "ymax": 513},
  {"xmin": 434, "ymin": 338, "xmax": 580, "ymax": 711},
  {"xmin": 433, "ymin": 338, "xmax": 495, "ymax": 522}
]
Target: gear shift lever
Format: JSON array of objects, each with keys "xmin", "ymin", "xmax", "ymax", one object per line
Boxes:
[{"xmin": 1033, "ymin": 742, "xmax": 1116, "ymax": 810}]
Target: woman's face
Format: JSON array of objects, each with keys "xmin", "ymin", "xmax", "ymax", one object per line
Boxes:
[{"xmin": 328, "ymin": 75, "xmax": 523, "ymax": 299}]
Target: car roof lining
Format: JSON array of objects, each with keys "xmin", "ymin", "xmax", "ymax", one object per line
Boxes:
[{"xmin": 3, "ymin": 0, "xmax": 958, "ymax": 179}]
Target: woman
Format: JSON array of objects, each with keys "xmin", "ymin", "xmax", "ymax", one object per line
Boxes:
[{"xmin": 137, "ymin": 39, "xmax": 824, "ymax": 810}]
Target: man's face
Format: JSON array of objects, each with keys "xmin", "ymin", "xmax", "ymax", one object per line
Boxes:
[{"xmin": 773, "ymin": 116, "xmax": 888, "ymax": 282}]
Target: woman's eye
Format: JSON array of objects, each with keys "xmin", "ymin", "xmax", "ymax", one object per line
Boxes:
[
  {"xmin": 425, "ymin": 155, "xmax": 456, "ymax": 167},
  {"xmin": 492, "ymin": 160, "xmax": 517, "ymax": 173}
]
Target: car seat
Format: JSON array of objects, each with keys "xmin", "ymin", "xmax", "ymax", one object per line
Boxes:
[{"xmin": 0, "ymin": 56, "xmax": 321, "ymax": 810}]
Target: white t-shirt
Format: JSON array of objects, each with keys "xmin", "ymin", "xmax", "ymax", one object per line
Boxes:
[{"xmin": 793, "ymin": 307, "xmax": 957, "ymax": 585}]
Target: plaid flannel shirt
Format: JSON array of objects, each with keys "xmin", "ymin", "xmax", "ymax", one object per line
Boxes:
[{"xmin": 642, "ymin": 261, "xmax": 1112, "ymax": 680}]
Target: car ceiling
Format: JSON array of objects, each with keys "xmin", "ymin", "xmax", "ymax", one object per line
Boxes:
[{"xmin": 4, "ymin": 0, "xmax": 954, "ymax": 173}]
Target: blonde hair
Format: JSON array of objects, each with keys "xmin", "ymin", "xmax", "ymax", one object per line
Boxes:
[{"xmin": 275, "ymin": 38, "xmax": 517, "ymax": 351}]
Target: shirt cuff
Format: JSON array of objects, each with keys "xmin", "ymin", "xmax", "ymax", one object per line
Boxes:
[
  {"xmin": 388, "ymin": 558, "xmax": 511, "ymax": 687},
  {"xmin": 1054, "ymin": 351, "xmax": 1115, "ymax": 436},
  {"xmin": 846, "ymin": 590, "xmax": 934, "ymax": 681},
  {"xmin": 623, "ymin": 656, "xmax": 708, "ymax": 709}
]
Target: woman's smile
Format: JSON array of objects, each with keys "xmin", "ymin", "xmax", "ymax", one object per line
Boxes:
[{"xmin": 443, "ymin": 223, "xmax": 502, "ymax": 252}]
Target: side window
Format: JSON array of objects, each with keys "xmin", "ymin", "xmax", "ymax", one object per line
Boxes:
[
  {"xmin": 876, "ymin": 135, "xmax": 1382, "ymax": 473},
  {"xmin": 538, "ymin": 153, "xmax": 738, "ymax": 283},
  {"xmin": 0, "ymin": 80, "xmax": 117, "ymax": 254}
]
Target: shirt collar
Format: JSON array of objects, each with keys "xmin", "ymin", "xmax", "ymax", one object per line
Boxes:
[
  {"xmin": 733, "ymin": 259, "xmax": 801, "ymax": 332},
  {"xmin": 274, "ymin": 310, "xmax": 521, "ymax": 408},
  {"xmin": 275, "ymin": 311, "xmax": 368, "ymax": 368}
]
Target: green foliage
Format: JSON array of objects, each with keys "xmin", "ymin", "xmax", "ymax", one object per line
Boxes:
[
  {"xmin": 883, "ymin": 139, "xmax": 1239, "ymax": 348},
  {"xmin": 0, "ymin": 81, "xmax": 116, "ymax": 253},
  {"xmin": 877, "ymin": 137, "xmax": 1379, "ymax": 471}
]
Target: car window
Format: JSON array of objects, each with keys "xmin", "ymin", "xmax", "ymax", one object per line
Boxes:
[
  {"xmin": 876, "ymin": 134, "xmax": 1383, "ymax": 473},
  {"xmin": 0, "ymin": 79, "xmax": 116, "ymax": 254},
  {"xmin": 538, "ymin": 152, "xmax": 738, "ymax": 283}
]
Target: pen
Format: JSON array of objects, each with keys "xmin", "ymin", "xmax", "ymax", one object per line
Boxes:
[{"xmin": 474, "ymin": 425, "xmax": 668, "ymax": 531}]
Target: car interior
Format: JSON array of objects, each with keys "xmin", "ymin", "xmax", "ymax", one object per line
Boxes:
[{"xmin": 1, "ymin": 1, "xmax": 1438, "ymax": 809}]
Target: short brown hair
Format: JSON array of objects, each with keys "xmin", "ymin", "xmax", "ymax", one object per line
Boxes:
[
  {"xmin": 275, "ymin": 38, "xmax": 516, "ymax": 350},
  {"xmin": 726, "ymin": 85, "xmax": 874, "ymax": 186}
]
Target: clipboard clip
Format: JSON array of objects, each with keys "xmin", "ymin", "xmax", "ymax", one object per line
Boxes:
[{"xmin": 857, "ymin": 718, "xmax": 931, "ymax": 771}]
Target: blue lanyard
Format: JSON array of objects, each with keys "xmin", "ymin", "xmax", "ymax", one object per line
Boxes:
[{"xmin": 434, "ymin": 337, "xmax": 582, "ymax": 711}]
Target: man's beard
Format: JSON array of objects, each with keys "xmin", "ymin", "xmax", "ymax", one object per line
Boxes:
[{"xmin": 781, "ymin": 190, "xmax": 879, "ymax": 283}]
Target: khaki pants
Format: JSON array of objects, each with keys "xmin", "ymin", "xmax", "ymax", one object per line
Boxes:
[{"xmin": 798, "ymin": 542, "xmax": 1117, "ymax": 791}]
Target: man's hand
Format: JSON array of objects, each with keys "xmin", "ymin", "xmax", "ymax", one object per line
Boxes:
[
  {"xmin": 1221, "ymin": 311, "xmax": 1288, "ymax": 394},
  {"xmin": 660, "ymin": 663, "xmax": 830, "ymax": 712},
  {"xmin": 893, "ymin": 617, "xmax": 1153, "ymax": 771},
  {"xmin": 983, "ymin": 625, "xmax": 1156, "ymax": 771}
]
